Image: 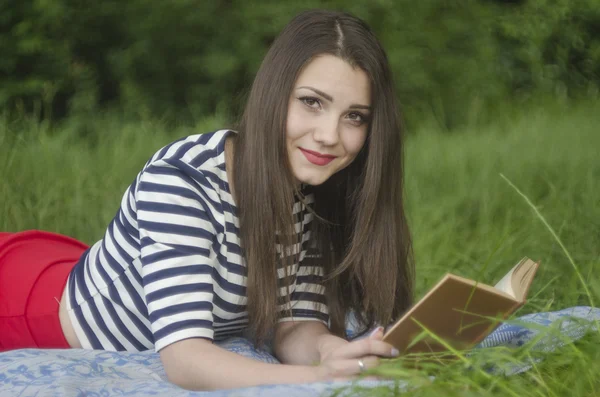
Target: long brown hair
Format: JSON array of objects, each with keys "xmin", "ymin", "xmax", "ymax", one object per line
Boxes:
[{"xmin": 232, "ymin": 9, "xmax": 414, "ymax": 343}]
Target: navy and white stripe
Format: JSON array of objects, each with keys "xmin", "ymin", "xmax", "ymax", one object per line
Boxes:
[{"xmin": 66, "ymin": 130, "xmax": 328, "ymax": 352}]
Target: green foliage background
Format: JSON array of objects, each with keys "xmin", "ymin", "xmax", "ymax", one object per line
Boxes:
[
  {"xmin": 1, "ymin": 0, "xmax": 599, "ymax": 129},
  {"xmin": 2, "ymin": 3, "xmax": 600, "ymax": 394}
]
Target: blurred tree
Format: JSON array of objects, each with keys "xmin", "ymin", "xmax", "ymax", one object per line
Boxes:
[
  {"xmin": 493, "ymin": 0, "xmax": 600, "ymax": 96},
  {"xmin": 0, "ymin": 0, "xmax": 598, "ymax": 129},
  {"xmin": 0, "ymin": 0, "xmax": 73, "ymax": 119}
]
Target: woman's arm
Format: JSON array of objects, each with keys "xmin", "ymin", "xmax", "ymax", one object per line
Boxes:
[
  {"xmin": 274, "ymin": 320, "xmax": 396, "ymax": 368},
  {"xmin": 161, "ymin": 327, "xmax": 396, "ymax": 391},
  {"xmin": 160, "ymin": 338, "xmax": 320, "ymax": 391},
  {"xmin": 274, "ymin": 321, "xmax": 348, "ymax": 365}
]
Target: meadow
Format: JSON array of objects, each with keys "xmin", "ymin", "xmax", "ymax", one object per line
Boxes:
[{"xmin": 1, "ymin": 100, "xmax": 598, "ymax": 396}]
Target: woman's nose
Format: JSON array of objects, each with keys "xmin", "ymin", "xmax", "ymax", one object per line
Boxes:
[{"xmin": 312, "ymin": 117, "xmax": 339, "ymax": 146}]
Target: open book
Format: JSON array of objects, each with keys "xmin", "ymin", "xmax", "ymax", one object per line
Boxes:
[{"xmin": 383, "ymin": 257, "xmax": 540, "ymax": 355}]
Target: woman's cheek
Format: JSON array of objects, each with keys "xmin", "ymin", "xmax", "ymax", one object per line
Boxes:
[
  {"xmin": 343, "ymin": 129, "xmax": 368, "ymax": 155},
  {"xmin": 286, "ymin": 106, "xmax": 310, "ymax": 140}
]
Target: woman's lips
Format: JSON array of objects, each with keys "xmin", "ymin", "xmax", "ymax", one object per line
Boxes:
[{"xmin": 299, "ymin": 148, "xmax": 337, "ymax": 166}]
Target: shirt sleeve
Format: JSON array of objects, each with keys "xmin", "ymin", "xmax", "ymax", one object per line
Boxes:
[
  {"xmin": 278, "ymin": 239, "xmax": 330, "ymax": 326},
  {"xmin": 136, "ymin": 160, "xmax": 219, "ymax": 352}
]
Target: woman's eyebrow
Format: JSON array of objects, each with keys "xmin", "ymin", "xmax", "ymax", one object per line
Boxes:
[
  {"xmin": 297, "ymin": 86, "xmax": 333, "ymax": 101},
  {"xmin": 349, "ymin": 104, "xmax": 372, "ymax": 111},
  {"xmin": 297, "ymin": 86, "xmax": 371, "ymax": 110}
]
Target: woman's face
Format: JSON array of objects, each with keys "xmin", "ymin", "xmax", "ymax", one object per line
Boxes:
[{"xmin": 286, "ymin": 55, "xmax": 371, "ymax": 186}]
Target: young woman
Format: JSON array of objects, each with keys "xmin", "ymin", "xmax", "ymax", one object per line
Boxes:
[{"xmin": 0, "ymin": 9, "xmax": 413, "ymax": 391}]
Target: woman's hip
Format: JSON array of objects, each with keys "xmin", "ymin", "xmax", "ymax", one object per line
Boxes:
[{"xmin": 0, "ymin": 230, "xmax": 88, "ymax": 351}]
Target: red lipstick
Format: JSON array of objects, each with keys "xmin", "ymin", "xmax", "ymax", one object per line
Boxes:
[{"xmin": 299, "ymin": 148, "xmax": 337, "ymax": 166}]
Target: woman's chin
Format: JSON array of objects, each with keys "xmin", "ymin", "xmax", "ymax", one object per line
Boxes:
[{"xmin": 293, "ymin": 171, "xmax": 332, "ymax": 187}]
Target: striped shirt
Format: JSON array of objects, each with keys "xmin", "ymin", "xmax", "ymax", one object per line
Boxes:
[{"xmin": 65, "ymin": 129, "xmax": 329, "ymax": 352}]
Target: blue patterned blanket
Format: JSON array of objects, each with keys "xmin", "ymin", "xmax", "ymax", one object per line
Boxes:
[{"xmin": 1, "ymin": 307, "xmax": 598, "ymax": 396}]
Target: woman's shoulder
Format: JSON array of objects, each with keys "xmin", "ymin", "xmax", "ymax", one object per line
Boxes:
[
  {"xmin": 134, "ymin": 129, "xmax": 236, "ymax": 210},
  {"xmin": 146, "ymin": 129, "xmax": 235, "ymax": 170}
]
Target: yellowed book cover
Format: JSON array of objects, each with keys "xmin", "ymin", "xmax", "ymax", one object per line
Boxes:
[{"xmin": 383, "ymin": 257, "xmax": 540, "ymax": 354}]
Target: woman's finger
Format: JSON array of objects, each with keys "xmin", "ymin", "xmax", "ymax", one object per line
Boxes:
[
  {"xmin": 333, "ymin": 356, "xmax": 380, "ymax": 378},
  {"xmin": 368, "ymin": 326, "xmax": 384, "ymax": 339},
  {"xmin": 329, "ymin": 337, "xmax": 399, "ymax": 360}
]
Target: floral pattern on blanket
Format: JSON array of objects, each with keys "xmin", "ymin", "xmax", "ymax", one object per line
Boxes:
[{"xmin": 0, "ymin": 306, "xmax": 598, "ymax": 397}]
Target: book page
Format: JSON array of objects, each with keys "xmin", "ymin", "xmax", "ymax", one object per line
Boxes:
[
  {"xmin": 510, "ymin": 258, "xmax": 540, "ymax": 301},
  {"xmin": 493, "ymin": 264, "xmax": 519, "ymax": 298},
  {"xmin": 493, "ymin": 257, "xmax": 539, "ymax": 301}
]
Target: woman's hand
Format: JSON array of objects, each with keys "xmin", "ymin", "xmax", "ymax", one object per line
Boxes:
[{"xmin": 315, "ymin": 327, "xmax": 399, "ymax": 380}]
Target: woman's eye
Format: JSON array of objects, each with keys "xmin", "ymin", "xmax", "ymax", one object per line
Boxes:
[
  {"xmin": 300, "ymin": 96, "xmax": 321, "ymax": 110},
  {"xmin": 348, "ymin": 112, "xmax": 367, "ymax": 125}
]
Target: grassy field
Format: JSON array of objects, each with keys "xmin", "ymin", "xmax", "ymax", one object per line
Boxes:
[{"xmin": 1, "ymin": 101, "xmax": 599, "ymax": 395}]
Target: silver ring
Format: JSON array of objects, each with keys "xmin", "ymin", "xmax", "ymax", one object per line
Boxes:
[{"xmin": 357, "ymin": 359, "xmax": 366, "ymax": 372}]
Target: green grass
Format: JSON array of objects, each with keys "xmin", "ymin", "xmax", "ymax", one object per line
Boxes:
[
  {"xmin": 404, "ymin": 101, "xmax": 599, "ymax": 309},
  {"xmin": 1, "ymin": 100, "xmax": 599, "ymax": 395}
]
